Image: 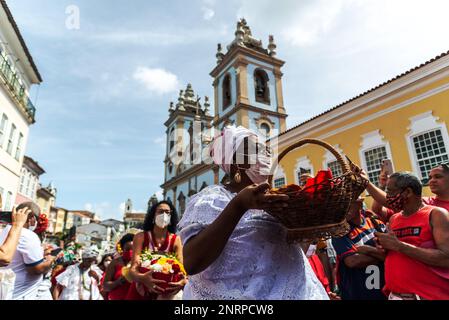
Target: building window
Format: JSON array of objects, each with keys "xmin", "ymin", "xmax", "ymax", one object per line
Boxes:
[
  {"xmin": 412, "ymin": 129, "xmax": 449, "ymax": 182},
  {"xmin": 0, "ymin": 187, "xmax": 4, "ymax": 210},
  {"xmin": 363, "ymin": 146, "xmax": 388, "ymax": 186},
  {"xmin": 327, "ymin": 160, "xmax": 343, "ymax": 178},
  {"xmin": 296, "ymin": 167, "xmax": 312, "ymax": 186},
  {"xmin": 254, "ymin": 69, "xmax": 270, "ymax": 104},
  {"xmin": 178, "ymin": 192, "xmax": 186, "ymax": 215},
  {"xmin": 15, "ymin": 133, "xmax": 23, "ymax": 161},
  {"xmin": 6, "ymin": 124, "xmax": 16, "ymax": 155},
  {"xmin": 5, "ymin": 191, "xmax": 12, "ymax": 210},
  {"xmin": 222, "ymin": 74, "xmax": 231, "ymax": 110},
  {"xmin": 25, "ymin": 172, "xmax": 31, "ymax": 196},
  {"xmin": 274, "ymin": 177, "xmax": 286, "ymax": 188},
  {"xmin": 259, "ymin": 123, "xmax": 271, "ymax": 137},
  {"xmin": 0, "ymin": 114, "xmax": 8, "ymax": 148},
  {"xmin": 19, "ymin": 170, "xmax": 25, "ymax": 194},
  {"xmin": 169, "ymin": 127, "xmax": 175, "ymax": 151}
]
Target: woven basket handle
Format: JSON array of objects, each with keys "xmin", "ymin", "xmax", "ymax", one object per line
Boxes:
[{"xmin": 268, "ymin": 138, "xmax": 350, "ymax": 185}]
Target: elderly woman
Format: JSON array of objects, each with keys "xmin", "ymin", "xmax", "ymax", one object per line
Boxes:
[
  {"xmin": 53, "ymin": 248, "xmax": 104, "ymax": 300},
  {"xmin": 178, "ymin": 125, "xmax": 328, "ymax": 300}
]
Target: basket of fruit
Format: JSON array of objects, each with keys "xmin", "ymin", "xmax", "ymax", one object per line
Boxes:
[{"xmin": 267, "ymin": 138, "xmax": 368, "ymax": 242}]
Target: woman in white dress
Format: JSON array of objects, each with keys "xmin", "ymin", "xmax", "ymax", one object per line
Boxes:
[
  {"xmin": 54, "ymin": 248, "xmax": 104, "ymax": 300},
  {"xmin": 178, "ymin": 125, "xmax": 329, "ymax": 300}
]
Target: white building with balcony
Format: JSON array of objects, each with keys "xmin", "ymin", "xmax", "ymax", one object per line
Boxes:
[{"xmin": 0, "ymin": 1, "xmax": 42, "ymax": 210}]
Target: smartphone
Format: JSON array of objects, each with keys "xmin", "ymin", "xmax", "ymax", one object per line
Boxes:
[
  {"xmin": 381, "ymin": 159, "xmax": 394, "ymax": 176},
  {"xmin": 0, "ymin": 211, "xmax": 13, "ymax": 224},
  {"xmin": 50, "ymin": 248, "xmax": 63, "ymax": 256}
]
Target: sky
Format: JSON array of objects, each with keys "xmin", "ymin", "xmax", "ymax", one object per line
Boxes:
[{"xmin": 7, "ymin": 0, "xmax": 449, "ymax": 220}]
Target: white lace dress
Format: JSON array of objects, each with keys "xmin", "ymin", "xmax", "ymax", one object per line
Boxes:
[{"xmin": 178, "ymin": 185, "xmax": 329, "ymax": 300}]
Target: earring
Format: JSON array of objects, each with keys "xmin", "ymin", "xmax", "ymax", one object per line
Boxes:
[{"xmin": 234, "ymin": 170, "xmax": 242, "ymax": 184}]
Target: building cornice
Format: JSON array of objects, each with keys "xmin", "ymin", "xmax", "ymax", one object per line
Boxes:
[
  {"xmin": 161, "ymin": 163, "xmax": 213, "ymax": 190},
  {"xmin": 210, "ymin": 45, "xmax": 285, "ymax": 78}
]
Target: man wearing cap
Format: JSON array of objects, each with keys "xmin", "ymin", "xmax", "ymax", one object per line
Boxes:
[
  {"xmin": 331, "ymin": 197, "xmax": 387, "ymax": 300},
  {"xmin": 0, "ymin": 202, "xmax": 56, "ymax": 300},
  {"xmin": 53, "ymin": 247, "xmax": 104, "ymax": 300}
]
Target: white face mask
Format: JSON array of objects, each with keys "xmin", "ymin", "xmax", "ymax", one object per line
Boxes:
[
  {"xmin": 155, "ymin": 213, "xmax": 171, "ymax": 229},
  {"xmin": 28, "ymin": 221, "xmax": 37, "ymax": 232},
  {"xmin": 245, "ymin": 153, "xmax": 272, "ymax": 185}
]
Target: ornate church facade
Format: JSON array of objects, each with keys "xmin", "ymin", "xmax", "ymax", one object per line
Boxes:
[{"xmin": 160, "ymin": 19, "xmax": 288, "ymax": 216}]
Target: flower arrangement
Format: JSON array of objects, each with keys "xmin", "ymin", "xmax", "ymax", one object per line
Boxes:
[
  {"xmin": 139, "ymin": 250, "xmax": 186, "ymax": 290},
  {"xmin": 35, "ymin": 214, "xmax": 49, "ymax": 234}
]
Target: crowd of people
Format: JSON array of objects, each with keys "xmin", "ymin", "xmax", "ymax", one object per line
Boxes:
[{"xmin": 1, "ymin": 125, "xmax": 449, "ymax": 300}]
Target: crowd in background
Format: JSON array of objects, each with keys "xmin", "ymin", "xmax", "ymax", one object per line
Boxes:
[{"xmin": 1, "ymin": 126, "xmax": 449, "ymax": 300}]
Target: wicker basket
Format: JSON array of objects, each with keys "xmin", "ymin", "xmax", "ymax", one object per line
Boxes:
[{"xmin": 267, "ymin": 139, "xmax": 368, "ymax": 242}]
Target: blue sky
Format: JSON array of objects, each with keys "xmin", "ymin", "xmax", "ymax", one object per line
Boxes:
[{"xmin": 8, "ymin": 0, "xmax": 449, "ymax": 220}]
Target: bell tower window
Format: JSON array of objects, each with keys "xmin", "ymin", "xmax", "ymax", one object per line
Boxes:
[
  {"xmin": 222, "ymin": 74, "xmax": 231, "ymax": 110},
  {"xmin": 254, "ymin": 69, "xmax": 270, "ymax": 104},
  {"xmin": 259, "ymin": 123, "xmax": 271, "ymax": 137}
]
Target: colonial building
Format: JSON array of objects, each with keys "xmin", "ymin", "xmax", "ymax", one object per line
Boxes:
[
  {"xmin": 37, "ymin": 182, "xmax": 57, "ymax": 231},
  {"xmin": 15, "ymin": 155, "xmax": 45, "ymax": 205},
  {"xmin": 123, "ymin": 198, "xmax": 146, "ymax": 229},
  {"xmin": 273, "ymin": 50, "xmax": 449, "ymax": 206},
  {"xmin": 0, "ymin": 1, "xmax": 42, "ymax": 210},
  {"xmin": 161, "ymin": 19, "xmax": 288, "ymax": 216}
]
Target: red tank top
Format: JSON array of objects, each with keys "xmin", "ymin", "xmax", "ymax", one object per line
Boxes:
[
  {"xmin": 108, "ymin": 262, "xmax": 131, "ymax": 300},
  {"xmin": 143, "ymin": 231, "xmax": 177, "ymax": 253},
  {"xmin": 384, "ymin": 205, "xmax": 449, "ymax": 299},
  {"xmin": 125, "ymin": 231, "xmax": 177, "ymax": 300}
]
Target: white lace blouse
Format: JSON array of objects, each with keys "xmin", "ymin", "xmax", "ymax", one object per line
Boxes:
[{"xmin": 178, "ymin": 185, "xmax": 329, "ymax": 300}]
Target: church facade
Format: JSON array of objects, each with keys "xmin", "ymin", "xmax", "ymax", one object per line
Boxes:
[{"xmin": 160, "ymin": 19, "xmax": 288, "ymax": 216}]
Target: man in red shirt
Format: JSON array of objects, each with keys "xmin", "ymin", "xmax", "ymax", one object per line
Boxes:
[
  {"xmin": 372, "ymin": 163, "xmax": 449, "ymax": 221},
  {"xmin": 362, "ymin": 171, "xmax": 449, "ymax": 299},
  {"xmin": 425, "ymin": 163, "xmax": 449, "ymax": 211}
]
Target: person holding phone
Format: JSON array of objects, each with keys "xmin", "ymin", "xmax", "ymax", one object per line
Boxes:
[
  {"xmin": 0, "ymin": 202, "xmax": 56, "ymax": 300},
  {"xmin": 0, "ymin": 206, "xmax": 30, "ymax": 266}
]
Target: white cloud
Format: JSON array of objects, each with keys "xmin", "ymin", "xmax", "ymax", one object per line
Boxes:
[
  {"xmin": 133, "ymin": 67, "xmax": 180, "ymax": 95},
  {"xmin": 201, "ymin": 7, "xmax": 215, "ymax": 20},
  {"xmin": 119, "ymin": 202, "xmax": 126, "ymax": 213}
]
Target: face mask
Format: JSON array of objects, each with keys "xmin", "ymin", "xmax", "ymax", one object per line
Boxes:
[
  {"xmin": 245, "ymin": 153, "xmax": 272, "ymax": 185},
  {"xmin": 122, "ymin": 250, "xmax": 133, "ymax": 263},
  {"xmin": 155, "ymin": 213, "xmax": 171, "ymax": 229},
  {"xmin": 386, "ymin": 191, "xmax": 406, "ymax": 213},
  {"xmin": 28, "ymin": 221, "xmax": 37, "ymax": 232}
]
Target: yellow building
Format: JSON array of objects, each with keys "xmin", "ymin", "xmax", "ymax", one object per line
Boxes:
[{"xmin": 273, "ymin": 50, "xmax": 449, "ymax": 205}]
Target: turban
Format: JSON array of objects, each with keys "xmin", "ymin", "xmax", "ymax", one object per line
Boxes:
[
  {"xmin": 82, "ymin": 247, "xmax": 99, "ymax": 259},
  {"xmin": 209, "ymin": 125, "xmax": 272, "ymax": 182}
]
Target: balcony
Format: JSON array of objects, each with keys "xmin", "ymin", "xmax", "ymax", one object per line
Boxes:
[{"xmin": 0, "ymin": 53, "xmax": 36, "ymax": 123}]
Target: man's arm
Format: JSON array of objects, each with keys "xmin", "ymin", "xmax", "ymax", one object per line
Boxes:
[
  {"xmin": 344, "ymin": 253, "xmax": 382, "ymax": 268},
  {"xmin": 26, "ymin": 256, "xmax": 55, "ymax": 275},
  {"xmin": 0, "ymin": 208, "xmax": 30, "ymax": 266}
]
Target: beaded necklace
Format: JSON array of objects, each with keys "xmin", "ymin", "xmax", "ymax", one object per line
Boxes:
[{"xmin": 78, "ymin": 265, "xmax": 92, "ymax": 300}]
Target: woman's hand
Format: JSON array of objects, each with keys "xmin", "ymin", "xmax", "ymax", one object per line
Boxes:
[
  {"xmin": 140, "ymin": 270, "xmax": 167, "ymax": 294},
  {"xmin": 165, "ymin": 275, "xmax": 188, "ymax": 295},
  {"xmin": 11, "ymin": 207, "xmax": 31, "ymax": 228},
  {"xmin": 234, "ymin": 183, "xmax": 289, "ymax": 213}
]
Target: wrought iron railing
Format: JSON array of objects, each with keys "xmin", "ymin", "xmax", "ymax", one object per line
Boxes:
[{"xmin": 0, "ymin": 53, "xmax": 36, "ymax": 122}]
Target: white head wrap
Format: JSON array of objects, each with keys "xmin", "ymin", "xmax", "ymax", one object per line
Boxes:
[
  {"xmin": 210, "ymin": 125, "xmax": 272, "ymax": 183},
  {"xmin": 82, "ymin": 247, "xmax": 99, "ymax": 259}
]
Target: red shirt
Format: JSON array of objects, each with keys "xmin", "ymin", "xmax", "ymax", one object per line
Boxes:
[
  {"xmin": 384, "ymin": 205, "xmax": 449, "ymax": 299},
  {"xmin": 423, "ymin": 196, "xmax": 449, "ymax": 212}
]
